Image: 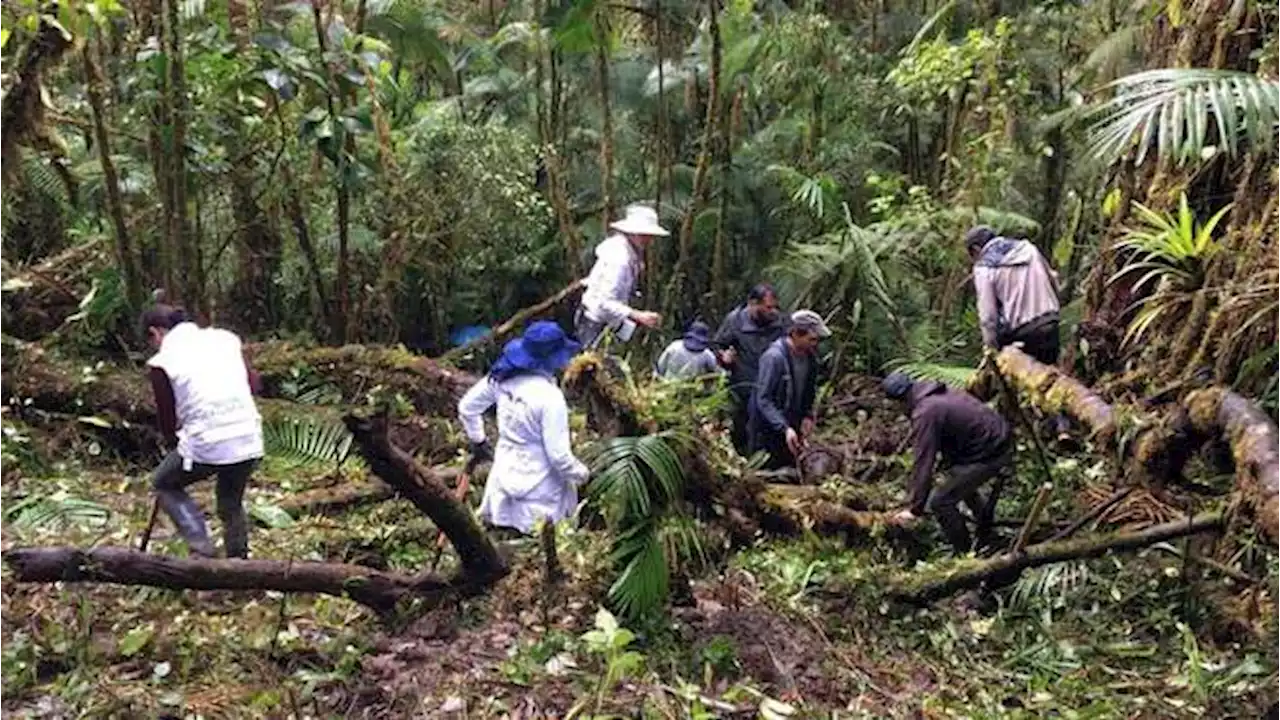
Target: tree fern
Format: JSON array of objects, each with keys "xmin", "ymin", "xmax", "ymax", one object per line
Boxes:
[
  {"xmin": 1087, "ymin": 68, "xmax": 1279, "ymax": 167},
  {"xmin": 262, "ymin": 416, "xmax": 355, "ymax": 469},
  {"xmin": 588, "ymin": 432, "xmax": 687, "ymax": 620}
]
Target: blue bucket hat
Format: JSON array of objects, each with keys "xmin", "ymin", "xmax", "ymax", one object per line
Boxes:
[
  {"xmin": 682, "ymin": 321, "xmax": 712, "ymax": 353},
  {"xmin": 881, "ymin": 371, "xmax": 914, "ymax": 400},
  {"xmin": 491, "ymin": 321, "xmax": 581, "ymax": 380}
]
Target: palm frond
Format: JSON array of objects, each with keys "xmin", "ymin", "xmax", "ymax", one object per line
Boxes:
[
  {"xmin": 888, "ymin": 361, "xmax": 976, "ymax": 389},
  {"xmin": 6, "ymin": 493, "xmax": 111, "ymax": 530},
  {"xmin": 1010, "ymin": 560, "xmax": 1092, "ymax": 610},
  {"xmin": 262, "ymin": 416, "xmax": 355, "ymax": 468},
  {"xmin": 589, "ymin": 432, "xmax": 687, "ymax": 620},
  {"xmin": 1086, "ymin": 68, "xmax": 1279, "ymax": 167}
]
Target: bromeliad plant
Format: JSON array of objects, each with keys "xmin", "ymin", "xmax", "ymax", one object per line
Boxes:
[{"xmin": 1109, "ymin": 194, "xmax": 1232, "ymax": 346}]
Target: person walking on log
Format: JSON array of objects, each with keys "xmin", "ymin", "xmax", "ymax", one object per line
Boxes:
[
  {"xmin": 655, "ymin": 320, "xmax": 721, "ymax": 381},
  {"xmin": 881, "ymin": 372, "xmax": 1014, "ymax": 555},
  {"xmin": 457, "ymin": 321, "xmax": 589, "ymax": 535},
  {"xmin": 748, "ymin": 310, "xmax": 830, "ymax": 471},
  {"xmin": 143, "ymin": 305, "xmax": 263, "ymax": 558},
  {"xmin": 574, "ymin": 204, "xmax": 668, "ymax": 349},
  {"xmin": 712, "ymin": 284, "xmax": 788, "ymax": 455},
  {"xmin": 966, "ymin": 226, "xmax": 1061, "ymax": 364}
]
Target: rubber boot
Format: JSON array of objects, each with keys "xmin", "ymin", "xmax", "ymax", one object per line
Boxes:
[{"xmin": 156, "ymin": 490, "xmax": 216, "ymax": 558}]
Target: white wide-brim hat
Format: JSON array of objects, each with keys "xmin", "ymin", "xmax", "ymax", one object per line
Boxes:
[{"xmin": 609, "ymin": 204, "xmax": 670, "ymax": 237}]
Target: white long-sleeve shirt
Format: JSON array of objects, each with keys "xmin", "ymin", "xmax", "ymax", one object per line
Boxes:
[
  {"xmin": 457, "ymin": 373, "xmax": 589, "ymax": 533},
  {"xmin": 579, "ymin": 234, "xmax": 641, "ymax": 327}
]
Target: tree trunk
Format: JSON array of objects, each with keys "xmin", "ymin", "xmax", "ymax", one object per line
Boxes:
[
  {"xmin": 670, "ymin": 0, "xmax": 722, "ymax": 312},
  {"xmin": 343, "ymin": 413, "xmax": 507, "ymax": 584},
  {"xmin": 1184, "ymin": 387, "xmax": 1280, "ymax": 539},
  {"xmin": 163, "ymin": 0, "xmax": 198, "ymax": 312},
  {"xmin": 889, "ymin": 513, "xmax": 1224, "ymax": 603},
  {"xmin": 595, "ymin": 8, "xmax": 616, "ymax": 227},
  {"xmin": 311, "ymin": 0, "xmax": 351, "ymax": 343},
  {"xmin": 2, "ymin": 547, "xmax": 452, "ymax": 618},
  {"xmin": 0, "ymin": 9, "xmax": 74, "ymax": 181},
  {"xmin": 82, "ymin": 37, "xmax": 144, "ymax": 311}
]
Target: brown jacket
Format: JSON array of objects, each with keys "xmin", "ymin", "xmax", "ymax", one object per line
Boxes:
[{"xmin": 906, "ymin": 382, "xmax": 1011, "ymax": 514}]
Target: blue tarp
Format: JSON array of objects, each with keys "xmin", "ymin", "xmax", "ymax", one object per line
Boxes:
[{"xmin": 450, "ymin": 325, "xmax": 491, "ymax": 347}]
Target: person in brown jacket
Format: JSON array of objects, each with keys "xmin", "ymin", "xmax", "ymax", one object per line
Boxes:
[{"xmin": 882, "ymin": 372, "xmax": 1013, "ymax": 554}]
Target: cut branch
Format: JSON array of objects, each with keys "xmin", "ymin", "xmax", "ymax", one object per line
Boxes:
[
  {"xmin": 890, "ymin": 512, "xmax": 1224, "ymax": 603},
  {"xmin": 343, "ymin": 413, "xmax": 507, "ymax": 584}
]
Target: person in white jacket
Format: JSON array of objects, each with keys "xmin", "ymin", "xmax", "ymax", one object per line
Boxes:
[
  {"xmin": 458, "ymin": 321, "xmax": 589, "ymax": 534},
  {"xmin": 574, "ymin": 203, "xmax": 670, "ymax": 348}
]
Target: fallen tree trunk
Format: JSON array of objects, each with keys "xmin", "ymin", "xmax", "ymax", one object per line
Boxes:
[
  {"xmin": 889, "ymin": 512, "xmax": 1225, "ymax": 603},
  {"xmin": 1185, "ymin": 387, "xmax": 1280, "ymax": 539},
  {"xmin": 250, "ymin": 342, "xmax": 478, "ymax": 416},
  {"xmin": 1, "ymin": 547, "xmax": 451, "ymax": 617},
  {"xmin": 274, "ymin": 466, "xmax": 489, "ymax": 519},
  {"xmin": 343, "ymin": 412, "xmax": 507, "ymax": 584},
  {"xmin": 439, "ymin": 279, "xmax": 584, "ymax": 364}
]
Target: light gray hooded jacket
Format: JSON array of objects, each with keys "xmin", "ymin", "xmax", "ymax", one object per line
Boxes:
[{"xmin": 973, "ymin": 237, "xmax": 1060, "ymax": 347}]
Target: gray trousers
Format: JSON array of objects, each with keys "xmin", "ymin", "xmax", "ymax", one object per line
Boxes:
[
  {"xmin": 573, "ymin": 308, "xmax": 607, "ymax": 349},
  {"xmin": 927, "ymin": 447, "xmax": 1013, "ymax": 554},
  {"xmin": 153, "ymin": 451, "xmax": 258, "ymax": 558}
]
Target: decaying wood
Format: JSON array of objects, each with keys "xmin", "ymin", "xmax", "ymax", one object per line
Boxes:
[
  {"xmin": 890, "ymin": 512, "xmax": 1225, "ymax": 603},
  {"xmin": 1184, "ymin": 387, "xmax": 1280, "ymax": 542},
  {"xmin": 343, "ymin": 413, "xmax": 507, "ymax": 584},
  {"xmin": 273, "ymin": 466, "xmax": 489, "ymax": 519},
  {"xmin": 1, "ymin": 547, "xmax": 453, "ymax": 617},
  {"xmin": 440, "ymin": 279, "xmax": 585, "ymax": 363}
]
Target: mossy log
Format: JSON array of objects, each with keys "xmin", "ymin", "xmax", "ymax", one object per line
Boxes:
[
  {"xmin": 249, "ymin": 342, "xmax": 478, "ymax": 416},
  {"xmin": 1185, "ymin": 387, "xmax": 1280, "ymax": 540},
  {"xmin": 890, "ymin": 512, "xmax": 1225, "ymax": 603},
  {"xmin": 439, "ymin": 279, "xmax": 584, "ymax": 364},
  {"xmin": 274, "ymin": 466, "xmax": 488, "ymax": 519},
  {"xmin": 976, "ymin": 346, "xmax": 1116, "ymax": 440}
]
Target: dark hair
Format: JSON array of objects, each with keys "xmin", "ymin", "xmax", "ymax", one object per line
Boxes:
[
  {"xmin": 964, "ymin": 226, "xmax": 997, "ymax": 252},
  {"xmin": 139, "ymin": 304, "xmax": 190, "ymax": 334},
  {"xmin": 747, "ymin": 283, "xmax": 776, "ymax": 303}
]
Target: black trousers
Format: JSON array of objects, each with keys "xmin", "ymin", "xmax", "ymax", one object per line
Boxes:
[
  {"xmin": 927, "ymin": 447, "xmax": 1013, "ymax": 554},
  {"xmin": 1002, "ymin": 318, "xmax": 1060, "ymax": 365}
]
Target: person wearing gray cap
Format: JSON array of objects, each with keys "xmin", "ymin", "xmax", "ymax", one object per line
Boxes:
[
  {"xmin": 881, "ymin": 371, "xmax": 1013, "ymax": 555},
  {"xmin": 748, "ymin": 310, "xmax": 831, "ymax": 470}
]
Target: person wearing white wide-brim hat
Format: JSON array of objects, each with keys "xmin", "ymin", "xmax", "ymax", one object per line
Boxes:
[{"xmin": 574, "ymin": 203, "xmax": 670, "ymax": 348}]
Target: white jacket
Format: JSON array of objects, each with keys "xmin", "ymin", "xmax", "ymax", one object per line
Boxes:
[
  {"xmin": 147, "ymin": 322, "xmax": 263, "ymax": 466},
  {"xmin": 580, "ymin": 234, "xmax": 641, "ymax": 327},
  {"xmin": 458, "ymin": 373, "xmax": 589, "ymax": 533}
]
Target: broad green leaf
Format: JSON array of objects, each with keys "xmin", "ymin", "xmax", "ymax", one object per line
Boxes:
[
  {"xmin": 249, "ymin": 502, "xmax": 296, "ymax": 529},
  {"xmin": 119, "ymin": 624, "xmax": 154, "ymax": 657}
]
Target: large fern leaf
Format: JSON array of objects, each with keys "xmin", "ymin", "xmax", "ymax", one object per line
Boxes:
[
  {"xmin": 1087, "ymin": 68, "xmax": 1279, "ymax": 167},
  {"xmin": 262, "ymin": 416, "xmax": 355, "ymax": 468},
  {"xmin": 6, "ymin": 493, "xmax": 110, "ymax": 530},
  {"xmin": 589, "ymin": 432, "xmax": 686, "ymax": 620},
  {"xmin": 889, "ymin": 361, "xmax": 977, "ymax": 389}
]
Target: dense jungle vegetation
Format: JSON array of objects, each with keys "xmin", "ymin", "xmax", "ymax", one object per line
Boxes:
[{"xmin": 1, "ymin": 0, "xmax": 1277, "ymax": 716}]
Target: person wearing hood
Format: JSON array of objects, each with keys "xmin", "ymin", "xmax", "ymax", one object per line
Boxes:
[
  {"xmin": 881, "ymin": 372, "xmax": 1013, "ymax": 555},
  {"xmin": 966, "ymin": 226, "xmax": 1061, "ymax": 365},
  {"xmin": 655, "ymin": 321, "xmax": 722, "ymax": 381},
  {"xmin": 142, "ymin": 304, "xmax": 263, "ymax": 559},
  {"xmin": 458, "ymin": 321, "xmax": 589, "ymax": 534},
  {"xmin": 574, "ymin": 204, "xmax": 669, "ymax": 348},
  {"xmin": 712, "ymin": 284, "xmax": 788, "ymax": 455},
  {"xmin": 749, "ymin": 310, "xmax": 831, "ymax": 470}
]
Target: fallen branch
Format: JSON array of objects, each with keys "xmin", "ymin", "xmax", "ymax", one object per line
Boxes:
[
  {"xmin": 1184, "ymin": 387, "xmax": 1280, "ymax": 541},
  {"xmin": 1047, "ymin": 486, "xmax": 1134, "ymax": 543},
  {"xmin": 1, "ymin": 547, "xmax": 451, "ymax": 617},
  {"xmin": 440, "ymin": 279, "xmax": 584, "ymax": 363},
  {"xmin": 343, "ymin": 413, "xmax": 507, "ymax": 584},
  {"xmin": 890, "ymin": 512, "xmax": 1224, "ymax": 603},
  {"xmin": 272, "ymin": 466, "xmax": 488, "ymax": 519}
]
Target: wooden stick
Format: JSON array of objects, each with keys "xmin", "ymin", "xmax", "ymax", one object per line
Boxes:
[
  {"xmin": 1047, "ymin": 486, "xmax": 1133, "ymax": 543},
  {"xmin": 1011, "ymin": 482, "xmax": 1053, "ymax": 554},
  {"xmin": 137, "ymin": 498, "xmax": 160, "ymax": 553},
  {"xmin": 989, "ymin": 352, "xmax": 1055, "ymax": 487},
  {"xmin": 891, "ymin": 512, "xmax": 1225, "ymax": 603}
]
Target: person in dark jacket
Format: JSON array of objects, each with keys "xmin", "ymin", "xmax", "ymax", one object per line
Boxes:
[
  {"xmin": 748, "ymin": 310, "xmax": 830, "ymax": 470},
  {"xmin": 712, "ymin": 284, "xmax": 788, "ymax": 454},
  {"xmin": 882, "ymin": 372, "xmax": 1013, "ymax": 554}
]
